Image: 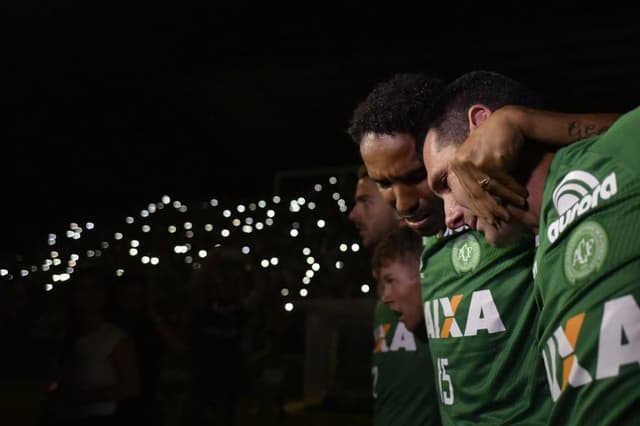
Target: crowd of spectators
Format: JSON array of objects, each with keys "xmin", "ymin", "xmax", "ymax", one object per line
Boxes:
[{"xmin": 0, "ymin": 169, "xmax": 374, "ymax": 425}]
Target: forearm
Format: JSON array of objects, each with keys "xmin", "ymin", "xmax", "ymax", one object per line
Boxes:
[{"xmin": 505, "ymin": 106, "xmax": 621, "ymax": 146}]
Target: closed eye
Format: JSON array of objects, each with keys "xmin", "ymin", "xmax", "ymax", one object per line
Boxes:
[
  {"xmin": 356, "ymin": 195, "xmax": 372, "ymax": 205},
  {"xmin": 383, "ymin": 275, "xmax": 395, "ymax": 285},
  {"xmin": 402, "ymin": 168, "xmax": 427, "ymax": 185},
  {"xmin": 376, "ymin": 180, "xmax": 392, "ymax": 190},
  {"xmin": 430, "ymin": 170, "xmax": 449, "ymax": 195}
]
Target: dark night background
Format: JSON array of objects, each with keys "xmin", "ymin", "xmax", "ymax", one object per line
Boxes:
[{"xmin": 4, "ymin": 2, "xmax": 639, "ymax": 255}]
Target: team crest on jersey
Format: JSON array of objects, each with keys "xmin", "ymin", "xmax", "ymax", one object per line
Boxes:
[
  {"xmin": 563, "ymin": 221, "xmax": 608, "ymax": 284},
  {"xmin": 547, "ymin": 170, "xmax": 617, "ymax": 243},
  {"xmin": 451, "ymin": 233, "xmax": 481, "ymax": 273}
]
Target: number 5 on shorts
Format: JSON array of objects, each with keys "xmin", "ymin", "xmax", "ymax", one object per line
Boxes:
[{"xmin": 437, "ymin": 357, "xmax": 454, "ymax": 405}]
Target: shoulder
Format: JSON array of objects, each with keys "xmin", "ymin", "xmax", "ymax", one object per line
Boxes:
[{"xmin": 605, "ymin": 106, "xmax": 640, "ymax": 137}]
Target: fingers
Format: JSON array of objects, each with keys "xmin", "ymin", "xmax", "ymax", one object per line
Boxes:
[
  {"xmin": 452, "ymin": 161, "xmax": 510, "ymax": 224},
  {"xmin": 471, "ymin": 191, "xmax": 510, "ymax": 225},
  {"xmin": 450, "ymin": 160, "xmax": 526, "ymax": 225},
  {"xmin": 483, "ymin": 169, "xmax": 528, "ymax": 208},
  {"xmin": 491, "ymin": 169, "xmax": 528, "ymax": 204}
]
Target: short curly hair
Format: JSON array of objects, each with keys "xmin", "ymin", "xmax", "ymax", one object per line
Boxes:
[{"xmin": 347, "ymin": 73, "xmax": 446, "ymax": 147}]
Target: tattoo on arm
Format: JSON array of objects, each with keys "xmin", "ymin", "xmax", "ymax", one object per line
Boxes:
[{"xmin": 568, "ymin": 120, "xmax": 611, "ymax": 141}]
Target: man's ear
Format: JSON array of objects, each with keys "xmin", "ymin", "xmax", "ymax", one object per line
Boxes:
[
  {"xmin": 467, "ymin": 104, "xmax": 492, "ymax": 131},
  {"xmin": 372, "ymin": 269, "xmax": 379, "ymax": 281}
]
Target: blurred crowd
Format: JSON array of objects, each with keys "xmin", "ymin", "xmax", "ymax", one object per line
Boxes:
[{"xmin": 0, "ymin": 175, "xmax": 374, "ymax": 425}]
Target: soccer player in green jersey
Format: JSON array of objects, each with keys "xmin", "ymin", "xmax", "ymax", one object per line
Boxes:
[
  {"xmin": 349, "ymin": 73, "xmax": 548, "ymax": 425},
  {"xmin": 349, "ymin": 164, "xmax": 440, "ymax": 426},
  {"xmin": 371, "ymin": 227, "xmax": 442, "ymax": 426},
  {"xmin": 422, "ymin": 70, "xmax": 634, "ymax": 425}
]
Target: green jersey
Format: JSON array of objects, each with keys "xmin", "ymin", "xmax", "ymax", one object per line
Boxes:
[
  {"xmin": 372, "ymin": 301, "xmax": 441, "ymax": 426},
  {"xmin": 535, "ymin": 106, "xmax": 640, "ymax": 425},
  {"xmin": 421, "ymin": 230, "xmax": 549, "ymax": 425}
]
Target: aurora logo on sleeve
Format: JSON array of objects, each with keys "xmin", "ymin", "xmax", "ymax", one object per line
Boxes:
[{"xmin": 547, "ymin": 171, "xmax": 617, "ymax": 243}]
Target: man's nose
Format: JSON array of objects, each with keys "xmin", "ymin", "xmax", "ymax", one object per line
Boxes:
[
  {"xmin": 393, "ymin": 185, "xmax": 419, "ymax": 217},
  {"xmin": 348, "ymin": 206, "xmax": 359, "ymax": 222},
  {"xmin": 444, "ymin": 195, "xmax": 465, "ymax": 229},
  {"xmin": 381, "ymin": 284, "xmax": 393, "ymax": 304}
]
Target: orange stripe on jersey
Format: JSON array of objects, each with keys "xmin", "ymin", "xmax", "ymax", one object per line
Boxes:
[
  {"xmin": 441, "ymin": 318, "xmax": 453, "ymax": 338},
  {"xmin": 564, "ymin": 312, "xmax": 586, "ymax": 348},
  {"xmin": 562, "ymin": 355, "xmax": 575, "ymax": 391},
  {"xmin": 450, "ymin": 294, "xmax": 463, "ymax": 313},
  {"xmin": 375, "ymin": 323, "xmax": 391, "ymax": 352}
]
